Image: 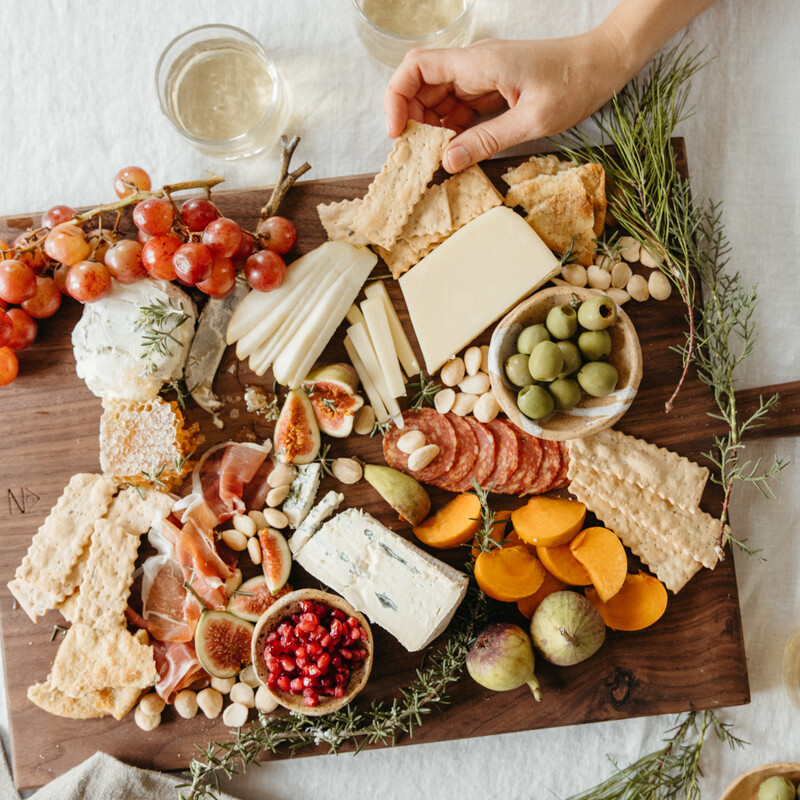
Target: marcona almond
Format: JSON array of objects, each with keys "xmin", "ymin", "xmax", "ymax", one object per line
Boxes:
[
  {"xmin": 197, "ymin": 688, "xmax": 224, "ymax": 719},
  {"xmin": 562, "ymin": 263, "xmax": 588, "ymax": 287},
  {"xmin": 268, "ymin": 463, "xmax": 296, "ymax": 488},
  {"xmin": 266, "ymin": 484, "xmax": 291, "ymax": 507},
  {"xmin": 464, "ymin": 346, "xmax": 482, "ymax": 376},
  {"xmin": 174, "ymin": 690, "xmax": 198, "ymax": 719},
  {"xmin": 210, "ymin": 676, "xmax": 236, "ymax": 694},
  {"xmin": 440, "ymin": 357, "xmax": 466, "ymax": 386},
  {"xmin": 134, "ymin": 705, "xmax": 160, "ymax": 731},
  {"xmin": 587, "ymin": 264, "xmax": 612, "ymax": 290},
  {"xmin": 639, "ymin": 244, "xmax": 661, "ymax": 269},
  {"xmin": 648, "ymin": 270, "xmax": 672, "ymax": 301},
  {"xmin": 397, "ymin": 430, "xmax": 427, "ymax": 454},
  {"xmin": 407, "ymin": 443, "xmax": 440, "ymax": 471},
  {"xmin": 247, "ymin": 536, "xmax": 262, "ymax": 565},
  {"xmin": 473, "ymin": 392, "xmax": 500, "ymax": 423},
  {"xmin": 451, "ymin": 393, "xmax": 478, "ymax": 417},
  {"xmin": 610, "ymin": 261, "xmax": 632, "ymax": 289},
  {"xmin": 222, "ymin": 702, "xmax": 249, "ymax": 728},
  {"xmin": 618, "ymin": 236, "xmax": 641, "ymax": 263},
  {"xmin": 263, "ymin": 508, "xmax": 289, "ymax": 529},
  {"xmin": 353, "ymin": 405, "xmax": 376, "ymax": 435},
  {"xmin": 233, "ymin": 514, "xmax": 257, "ymax": 538},
  {"xmin": 594, "ymin": 254, "xmax": 613, "ymax": 270},
  {"xmin": 458, "ymin": 373, "xmax": 490, "ymax": 395},
  {"xmin": 332, "ymin": 457, "xmax": 363, "ymax": 484},
  {"xmin": 248, "ymin": 509, "xmax": 268, "ymax": 528},
  {"xmin": 606, "ymin": 287, "xmax": 630, "ymax": 305},
  {"xmin": 239, "ymin": 664, "xmax": 260, "ymax": 688},
  {"xmin": 221, "ymin": 529, "xmax": 248, "ymax": 551},
  {"xmin": 139, "ymin": 692, "xmax": 165, "ymax": 716},
  {"xmin": 434, "ymin": 387, "xmax": 456, "ymax": 414},
  {"xmin": 225, "ymin": 568, "xmax": 243, "ymax": 596},
  {"xmin": 480, "ymin": 345, "xmax": 490, "ymax": 374},
  {"xmin": 627, "ymin": 274, "xmax": 650, "ymax": 302},
  {"xmin": 255, "ymin": 685, "xmax": 279, "ymax": 713},
  {"xmin": 230, "ymin": 682, "xmax": 255, "ymax": 708}
]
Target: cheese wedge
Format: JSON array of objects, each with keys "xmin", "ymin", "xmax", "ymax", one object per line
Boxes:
[{"xmin": 399, "ymin": 206, "xmax": 560, "ymax": 374}]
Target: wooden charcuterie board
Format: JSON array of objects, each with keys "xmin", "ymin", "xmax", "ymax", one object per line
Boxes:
[{"xmin": 0, "ymin": 140, "xmax": 754, "ymax": 790}]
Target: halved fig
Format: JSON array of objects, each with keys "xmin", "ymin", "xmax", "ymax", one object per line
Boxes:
[
  {"xmin": 194, "ymin": 610, "xmax": 255, "ymax": 679},
  {"xmin": 307, "ymin": 386, "xmax": 364, "ymax": 437},
  {"xmin": 259, "ymin": 528, "xmax": 292, "ymax": 593},
  {"xmin": 227, "ymin": 575, "xmax": 293, "ymax": 622},
  {"xmin": 303, "ymin": 362, "xmax": 360, "ymax": 394},
  {"xmin": 274, "ymin": 388, "xmax": 320, "ymax": 464}
]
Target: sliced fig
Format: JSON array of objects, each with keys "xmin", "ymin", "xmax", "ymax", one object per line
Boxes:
[
  {"xmin": 307, "ymin": 386, "xmax": 364, "ymax": 437},
  {"xmin": 259, "ymin": 527, "xmax": 292, "ymax": 593},
  {"xmin": 274, "ymin": 388, "xmax": 320, "ymax": 464},
  {"xmin": 227, "ymin": 575, "xmax": 293, "ymax": 622},
  {"xmin": 303, "ymin": 362, "xmax": 360, "ymax": 394},
  {"xmin": 194, "ymin": 610, "xmax": 255, "ymax": 679}
]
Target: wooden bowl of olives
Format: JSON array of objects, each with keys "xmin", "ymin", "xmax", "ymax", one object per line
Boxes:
[{"xmin": 488, "ymin": 286, "xmax": 642, "ymax": 441}]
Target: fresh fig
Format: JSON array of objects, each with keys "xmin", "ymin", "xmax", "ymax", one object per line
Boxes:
[
  {"xmin": 258, "ymin": 527, "xmax": 292, "ymax": 593},
  {"xmin": 226, "ymin": 575, "xmax": 292, "ymax": 622},
  {"xmin": 274, "ymin": 388, "xmax": 320, "ymax": 464},
  {"xmin": 194, "ymin": 609, "xmax": 255, "ymax": 679},
  {"xmin": 466, "ymin": 623, "xmax": 541, "ymax": 699},
  {"xmin": 305, "ymin": 384, "xmax": 364, "ymax": 438},
  {"xmin": 362, "ymin": 463, "xmax": 430, "ymax": 526},
  {"xmin": 530, "ymin": 591, "xmax": 606, "ymax": 666},
  {"xmin": 303, "ymin": 362, "xmax": 360, "ymax": 394}
]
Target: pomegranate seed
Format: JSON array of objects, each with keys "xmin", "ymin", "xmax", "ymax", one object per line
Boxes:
[
  {"xmin": 300, "ymin": 600, "xmax": 315, "ymax": 613},
  {"xmin": 307, "ymin": 642, "xmax": 322, "ymax": 657},
  {"xmin": 296, "ymin": 656, "xmax": 308, "ymax": 669},
  {"xmin": 351, "ymin": 649, "xmax": 365, "ymax": 662},
  {"xmin": 320, "ymin": 634, "xmax": 332, "ymax": 649},
  {"xmin": 290, "ymin": 677, "xmax": 304, "ymax": 692},
  {"xmin": 280, "ymin": 656, "xmax": 296, "ymax": 672},
  {"xmin": 334, "ymin": 687, "xmax": 345, "ymax": 699},
  {"xmin": 295, "ymin": 646, "xmax": 307, "ymax": 659},
  {"xmin": 299, "ymin": 612, "xmax": 318, "ymax": 631},
  {"xmin": 277, "ymin": 675, "xmax": 291, "ymax": 692},
  {"xmin": 330, "ymin": 608, "xmax": 346, "ymax": 620},
  {"xmin": 332, "ymin": 655, "xmax": 342, "ymax": 668},
  {"xmin": 267, "ymin": 656, "xmax": 281, "ymax": 673},
  {"xmin": 330, "ymin": 619, "xmax": 344, "ymax": 639},
  {"xmin": 317, "ymin": 652, "xmax": 331, "ymax": 671},
  {"xmin": 303, "ymin": 689, "xmax": 319, "ymax": 707},
  {"xmin": 339, "ymin": 647, "xmax": 353, "ymax": 660}
]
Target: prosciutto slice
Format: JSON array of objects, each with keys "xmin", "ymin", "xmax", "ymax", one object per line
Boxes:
[
  {"xmin": 141, "ymin": 555, "xmax": 201, "ymax": 642},
  {"xmin": 176, "ymin": 518, "xmax": 232, "ymax": 611},
  {"xmin": 152, "ymin": 639, "xmax": 207, "ymax": 703}
]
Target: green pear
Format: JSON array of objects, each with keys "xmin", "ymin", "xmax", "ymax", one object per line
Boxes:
[{"xmin": 363, "ymin": 464, "xmax": 431, "ymax": 526}]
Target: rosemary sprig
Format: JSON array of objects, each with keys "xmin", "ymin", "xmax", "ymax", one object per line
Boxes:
[
  {"xmin": 140, "ymin": 464, "xmax": 168, "ymax": 490},
  {"xmin": 314, "ymin": 443, "xmax": 335, "ymax": 478},
  {"xmin": 468, "ymin": 481, "xmax": 504, "ymax": 553},
  {"xmin": 370, "ymin": 418, "xmax": 392, "ymax": 437},
  {"xmin": 136, "ymin": 298, "xmax": 189, "ymax": 375},
  {"xmin": 407, "ymin": 371, "xmax": 441, "ymax": 410}
]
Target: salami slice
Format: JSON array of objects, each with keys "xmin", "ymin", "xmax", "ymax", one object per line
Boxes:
[
  {"xmin": 482, "ymin": 419, "xmax": 518, "ymax": 492},
  {"xmin": 497, "ymin": 430, "xmax": 543, "ymax": 495},
  {"xmin": 523, "ymin": 438, "xmax": 561, "ymax": 495},
  {"xmin": 545, "ymin": 441, "xmax": 571, "ymax": 491},
  {"xmin": 460, "ymin": 416, "xmax": 496, "ymax": 491},
  {"xmin": 434, "ymin": 414, "xmax": 479, "ymax": 492},
  {"xmin": 382, "ymin": 408, "xmax": 457, "ymax": 483}
]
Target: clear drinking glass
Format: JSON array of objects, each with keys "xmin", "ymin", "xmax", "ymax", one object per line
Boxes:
[
  {"xmin": 156, "ymin": 24, "xmax": 289, "ymax": 160},
  {"xmin": 351, "ymin": 0, "xmax": 476, "ymax": 69}
]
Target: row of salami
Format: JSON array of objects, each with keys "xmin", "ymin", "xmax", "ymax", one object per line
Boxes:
[{"xmin": 382, "ymin": 408, "xmax": 569, "ymax": 496}]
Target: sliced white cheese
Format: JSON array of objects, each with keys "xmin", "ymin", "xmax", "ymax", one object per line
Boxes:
[
  {"xmin": 282, "ymin": 462, "xmax": 322, "ymax": 529},
  {"xmin": 343, "ymin": 335, "xmax": 390, "ymax": 424},
  {"xmin": 345, "ymin": 304, "xmax": 367, "ymax": 329},
  {"xmin": 287, "ymin": 490, "xmax": 344, "ymax": 555},
  {"xmin": 347, "ymin": 321, "xmax": 403, "ymax": 425},
  {"xmin": 363, "ymin": 281, "xmax": 420, "ymax": 378},
  {"xmin": 293, "ymin": 508, "xmax": 469, "ymax": 652},
  {"xmin": 361, "ymin": 295, "xmax": 405, "ymax": 399},
  {"xmin": 399, "ymin": 206, "xmax": 560, "ymax": 374}
]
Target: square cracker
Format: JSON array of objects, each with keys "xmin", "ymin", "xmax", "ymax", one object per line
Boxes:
[
  {"xmin": 402, "ymin": 183, "xmax": 452, "ymax": 239},
  {"xmin": 351, "ymin": 120, "xmax": 455, "ymax": 249},
  {"xmin": 11, "ymin": 474, "xmax": 117, "ymax": 609},
  {"xmin": 443, "ymin": 164, "xmax": 504, "ymax": 229},
  {"xmin": 7, "ymin": 577, "xmax": 61, "ymax": 623},
  {"xmin": 105, "ymin": 486, "xmax": 175, "ymax": 534},
  {"xmin": 317, "ymin": 198, "xmax": 371, "ymax": 246},
  {"xmin": 51, "ymin": 623, "xmax": 157, "ymax": 697},
  {"xmin": 28, "ymin": 678, "xmax": 142, "ymax": 721}
]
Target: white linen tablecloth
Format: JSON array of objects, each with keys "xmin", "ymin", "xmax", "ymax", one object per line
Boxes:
[{"xmin": 2, "ymin": 1, "xmax": 799, "ymax": 797}]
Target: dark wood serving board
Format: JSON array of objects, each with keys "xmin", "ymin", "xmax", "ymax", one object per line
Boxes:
[{"xmin": 0, "ymin": 140, "xmax": 774, "ymax": 790}]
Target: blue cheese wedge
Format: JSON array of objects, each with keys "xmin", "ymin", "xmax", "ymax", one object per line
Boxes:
[
  {"xmin": 292, "ymin": 508, "xmax": 469, "ymax": 651},
  {"xmin": 282, "ymin": 463, "xmax": 323, "ymax": 529},
  {"xmin": 287, "ymin": 490, "xmax": 344, "ymax": 555}
]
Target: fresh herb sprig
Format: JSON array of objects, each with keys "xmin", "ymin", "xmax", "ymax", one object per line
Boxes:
[
  {"xmin": 469, "ymin": 481, "xmax": 504, "ymax": 553},
  {"xmin": 136, "ymin": 298, "xmax": 190, "ymax": 375},
  {"xmin": 408, "ymin": 371, "xmax": 441, "ymax": 410}
]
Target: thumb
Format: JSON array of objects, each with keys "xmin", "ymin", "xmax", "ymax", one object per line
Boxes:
[{"xmin": 442, "ymin": 107, "xmax": 533, "ymax": 172}]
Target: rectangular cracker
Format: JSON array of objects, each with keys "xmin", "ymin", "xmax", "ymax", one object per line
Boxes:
[
  {"xmin": 567, "ymin": 429, "xmax": 709, "ymax": 511},
  {"xmin": 376, "ymin": 233, "xmax": 444, "ymax": 279},
  {"xmin": 502, "ymin": 154, "xmax": 568, "ymax": 185},
  {"xmin": 351, "ymin": 120, "xmax": 454, "ymax": 249},
  {"xmin": 28, "ymin": 678, "xmax": 142, "ymax": 721},
  {"xmin": 51, "ymin": 623, "xmax": 157, "ymax": 697},
  {"xmin": 7, "ymin": 577, "xmax": 61, "ymax": 623},
  {"xmin": 105, "ymin": 486, "xmax": 175, "ymax": 534},
  {"xmin": 11, "ymin": 474, "xmax": 117, "ymax": 609},
  {"xmin": 317, "ymin": 197, "xmax": 371, "ymax": 246},
  {"xmin": 402, "ymin": 183, "xmax": 452, "ymax": 239},
  {"xmin": 71, "ymin": 519, "xmax": 142, "ymax": 630},
  {"xmin": 443, "ymin": 164, "xmax": 504, "ymax": 228}
]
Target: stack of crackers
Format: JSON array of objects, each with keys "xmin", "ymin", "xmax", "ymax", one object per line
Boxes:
[
  {"xmin": 502, "ymin": 155, "xmax": 606, "ymax": 266},
  {"xmin": 566, "ymin": 428, "xmax": 724, "ymax": 594},
  {"xmin": 317, "ymin": 120, "xmax": 504, "ymax": 278},
  {"xmin": 8, "ymin": 475, "xmax": 174, "ymax": 719}
]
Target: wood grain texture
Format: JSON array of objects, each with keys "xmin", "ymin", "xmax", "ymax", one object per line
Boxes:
[{"xmin": 0, "ymin": 141, "xmax": 750, "ymax": 790}]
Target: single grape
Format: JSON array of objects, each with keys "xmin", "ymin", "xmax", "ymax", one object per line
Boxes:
[
  {"xmin": 202, "ymin": 217, "xmax": 243, "ymax": 258},
  {"xmin": 11, "ymin": 232, "xmax": 47, "ymax": 273},
  {"xmin": 0, "ymin": 308, "xmax": 11, "ymax": 348},
  {"xmin": 43, "ymin": 223, "xmax": 90, "ymax": 266},
  {"xmin": 256, "ymin": 216, "xmax": 297, "ymax": 255},
  {"xmin": 133, "ymin": 198, "xmax": 175, "ymax": 236},
  {"xmin": 0, "ymin": 347, "xmax": 19, "ymax": 386},
  {"xmin": 105, "ymin": 240, "xmax": 147, "ymax": 283},
  {"xmin": 114, "ymin": 166, "xmax": 151, "ymax": 199},
  {"xmin": 233, "ymin": 231, "xmax": 255, "ymax": 262},
  {"xmin": 65, "ymin": 261, "xmax": 112, "ymax": 303},
  {"xmin": 0, "ymin": 259, "xmax": 37, "ymax": 304},
  {"xmin": 86, "ymin": 229, "xmax": 116, "ymax": 264},
  {"xmin": 141, "ymin": 235, "xmax": 181, "ymax": 281},
  {"xmin": 172, "ymin": 242, "xmax": 214, "ymax": 285},
  {"xmin": 197, "ymin": 255, "xmax": 236, "ymax": 298},
  {"xmin": 6, "ymin": 308, "xmax": 37, "ymax": 350},
  {"xmin": 179, "ymin": 197, "xmax": 220, "ymax": 232},
  {"xmin": 41, "ymin": 205, "xmax": 76, "ymax": 229},
  {"xmin": 0, "ymin": 238, "xmax": 9, "ymax": 252},
  {"xmin": 21, "ymin": 277, "xmax": 62, "ymax": 319},
  {"xmin": 245, "ymin": 250, "xmax": 286, "ymax": 292}
]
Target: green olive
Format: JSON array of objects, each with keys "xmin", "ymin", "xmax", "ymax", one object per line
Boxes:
[
  {"xmin": 577, "ymin": 295, "xmax": 618, "ymax": 331},
  {"xmin": 505, "ymin": 353, "xmax": 534, "ymax": 387},
  {"xmin": 757, "ymin": 776, "xmax": 796, "ymax": 800},
  {"xmin": 549, "ymin": 378, "xmax": 582, "ymax": 411},
  {"xmin": 528, "ymin": 340, "xmax": 564, "ymax": 382},
  {"xmin": 517, "ymin": 385, "xmax": 555, "ymax": 420},
  {"xmin": 578, "ymin": 329, "xmax": 613, "ymax": 362},
  {"xmin": 577, "ymin": 361, "xmax": 619, "ymax": 397},
  {"xmin": 517, "ymin": 323, "xmax": 551, "ymax": 354},
  {"xmin": 556, "ymin": 341, "xmax": 582, "ymax": 377},
  {"xmin": 545, "ymin": 304, "xmax": 578, "ymax": 340}
]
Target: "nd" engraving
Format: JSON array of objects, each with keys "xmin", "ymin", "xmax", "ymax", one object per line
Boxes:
[{"xmin": 6, "ymin": 488, "xmax": 40, "ymax": 516}]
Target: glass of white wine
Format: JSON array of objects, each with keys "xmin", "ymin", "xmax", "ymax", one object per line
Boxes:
[
  {"xmin": 351, "ymin": 0, "xmax": 476, "ymax": 69},
  {"xmin": 156, "ymin": 24, "xmax": 289, "ymax": 160}
]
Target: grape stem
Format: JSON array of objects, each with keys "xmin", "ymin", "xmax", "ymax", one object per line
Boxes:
[{"xmin": 260, "ymin": 135, "xmax": 311, "ymax": 220}]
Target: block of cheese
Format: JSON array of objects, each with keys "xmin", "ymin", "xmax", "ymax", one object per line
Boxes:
[
  {"xmin": 292, "ymin": 507, "xmax": 469, "ymax": 651},
  {"xmin": 286, "ymin": 490, "xmax": 344, "ymax": 555},
  {"xmin": 399, "ymin": 206, "xmax": 560, "ymax": 374},
  {"xmin": 282, "ymin": 462, "xmax": 322, "ymax": 529}
]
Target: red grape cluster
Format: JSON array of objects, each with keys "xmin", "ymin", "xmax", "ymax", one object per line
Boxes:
[{"xmin": 0, "ymin": 165, "xmax": 298, "ymax": 386}]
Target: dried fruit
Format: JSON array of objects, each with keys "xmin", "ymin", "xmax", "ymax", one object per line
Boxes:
[
  {"xmin": 466, "ymin": 623, "xmax": 541, "ymax": 700},
  {"xmin": 362, "ymin": 463, "xmax": 430, "ymax": 526},
  {"xmin": 530, "ymin": 590, "xmax": 606, "ymax": 666},
  {"xmin": 274, "ymin": 388, "xmax": 320, "ymax": 464},
  {"xmin": 227, "ymin": 575, "xmax": 292, "ymax": 622},
  {"xmin": 258, "ymin": 528, "xmax": 292, "ymax": 593},
  {"xmin": 194, "ymin": 610, "xmax": 255, "ymax": 679}
]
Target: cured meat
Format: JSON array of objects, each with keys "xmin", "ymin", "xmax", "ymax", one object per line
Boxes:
[
  {"xmin": 176, "ymin": 518, "xmax": 232, "ymax": 611},
  {"xmin": 546, "ymin": 441, "xmax": 571, "ymax": 490},
  {"xmin": 497, "ymin": 430, "xmax": 543, "ymax": 495},
  {"xmin": 524, "ymin": 438, "xmax": 562, "ymax": 495},
  {"xmin": 240, "ymin": 455, "xmax": 274, "ymax": 511},
  {"xmin": 152, "ymin": 639, "xmax": 207, "ymax": 704},
  {"xmin": 141, "ymin": 555, "xmax": 201, "ymax": 642},
  {"xmin": 482, "ymin": 419, "xmax": 519, "ymax": 490},
  {"xmin": 383, "ymin": 408, "xmax": 457, "ymax": 482},
  {"xmin": 461, "ymin": 416, "xmax": 496, "ymax": 490},
  {"xmin": 219, "ymin": 442, "xmax": 271, "ymax": 515},
  {"xmin": 434, "ymin": 414, "xmax": 478, "ymax": 492}
]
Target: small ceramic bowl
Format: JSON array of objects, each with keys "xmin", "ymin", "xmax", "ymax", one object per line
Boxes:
[
  {"xmin": 488, "ymin": 286, "xmax": 642, "ymax": 441},
  {"xmin": 720, "ymin": 762, "xmax": 800, "ymax": 800},
  {"xmin": 251, "ymin": 588, "xmax": 373, "ymax": 716}
]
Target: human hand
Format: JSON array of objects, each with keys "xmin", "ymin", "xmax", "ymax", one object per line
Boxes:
[{"xmin": 384, "ymin": 34, "xmax": 625, "ymax": 172}]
